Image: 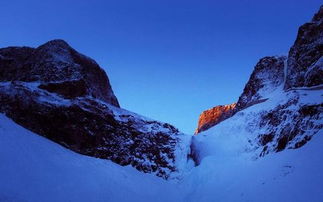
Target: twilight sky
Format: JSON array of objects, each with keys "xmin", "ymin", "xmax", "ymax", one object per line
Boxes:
[{"xmin": 0, "ymin": 0, "xmax": 321, "ymax": 134}]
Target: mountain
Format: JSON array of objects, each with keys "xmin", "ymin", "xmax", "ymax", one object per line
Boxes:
[
  {"xmin": 194, "ymin": 6, "xmax": 322, "ymax": 158},
  {"xmin": 0, "ymin": 40, "xmax": 189, "ymax": 179},
  {"xmin": 0, "ymin": 5, "xmax": 322, "ymax": 202},
  {"xmin": 0, "ymin": 40, "xmax": 119, "ymax": 106},
  {"xmin": 285, "ymin": 7, "xmax": 323, "ymax": 89},
  {"xmin": 195, "ymin": 55, "xmax": 287, "ymax": 134}
]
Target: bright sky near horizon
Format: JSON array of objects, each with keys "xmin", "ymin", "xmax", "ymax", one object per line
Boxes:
[{"xmin": 0, "ymin": 0, "xmax": 322, "ymax": 134}]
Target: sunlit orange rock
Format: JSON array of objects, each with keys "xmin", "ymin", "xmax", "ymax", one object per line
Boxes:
[{"xmin": 195, "ymin": 103, "xmax": 236, "ymax": 134}]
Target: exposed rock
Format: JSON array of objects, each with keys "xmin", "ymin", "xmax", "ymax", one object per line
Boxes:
[
  {"xmin": 193, "ymin": 6, "xmax": 323, "ymax": 158},
  {"xmin": 0, "ymin": 39, "xmax": 119, "ymax": 107},
  {"xmin": 236, "ymin": 56, "xmax": 286, "ymax": 110},
  {"xmin": 0, "ymin": 40, "xmax": 187, "ymax": 179},
  {"xmin": 195, "ymin": 103, "xmax": 236, "ymax": 134},
  {"xmin": 258, "ymin": 98, "xmax": 322, "ymax": 156},
  {"xmin": 38, "ymin": 79, "xmax": 88, "ymax": 99},
  {"xmin": 285, "ymin": 6, "xmax": 323, "ymax": 89},
  {"xmin": 195, "ymin": 56, "xmax": 285, "ymax": 134}
]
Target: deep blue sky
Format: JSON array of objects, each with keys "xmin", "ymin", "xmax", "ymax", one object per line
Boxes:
[{"xmin": 1, "ymin": 0, "xmax": 321, "ymax": 134}]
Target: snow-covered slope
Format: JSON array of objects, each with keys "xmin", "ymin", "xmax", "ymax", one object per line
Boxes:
[
  {"xmin": 1, "ymin": 112, "xmax": 323, "ymax": 202},
  {"xmin": 187, "ymin": 84, "xmax": 322, "ymax": 202},
  {"xmin": 185, "ymin": 7, "xmax": 323, "ymax": 201},
  {"xmin": 185, "ymin": 129, "xmax": 323, "ymax": 202},
  {"xmin": 191, "ymin": 83, "xmax": 322, "ymax": 160},
  {"xmin": 0, "ymin": 114, "xmax": 183, "ymax": 202}
]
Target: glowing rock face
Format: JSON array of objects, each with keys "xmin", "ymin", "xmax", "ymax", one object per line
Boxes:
[{"xmin": 195, "ymin": 103, "xmax": 236, "ymax": 134}]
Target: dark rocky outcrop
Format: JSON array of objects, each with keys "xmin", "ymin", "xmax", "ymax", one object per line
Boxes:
[
  {"xmin": 0, "ymin": 40, "xmax": 119, "ymax": 107},
  {"xmin": 0, "ymin": 40, "xmax": 186, "ymax": 178},
  {"xmin": 285, "ymin": 6, "xmax": 323, "ymax": 89},
  {"xmin": 235, "ymin": 56, "xmax": 286, "ymax": 110},
  {"xmin": 258, "ymin": 99, "xmax": 322, "ymax": 156}
]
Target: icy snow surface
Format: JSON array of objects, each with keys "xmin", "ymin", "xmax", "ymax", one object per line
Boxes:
[{"xmin": 1, "ymin": 108, "xmax": 323, "ymax": 202}]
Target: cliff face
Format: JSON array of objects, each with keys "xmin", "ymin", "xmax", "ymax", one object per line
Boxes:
[
  {"xmin": 0, "ymin": 40, "xmax": 188, "ymax": 179},
  {"xmin": 236, "ymin": 56, "xmax": 286, "ymax": 110},
  {"xmin": 193, "ymin": 6, "xmax": 323, "ymax": 157},
  {"xmin": 195, "ymin": 103, "xmax": 236, "ymax": 134},
  {"xmin": 285, "ymin": 6, "xmax": 323, "ymax": 89}
]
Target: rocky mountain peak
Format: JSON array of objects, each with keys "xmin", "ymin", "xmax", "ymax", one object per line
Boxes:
[
  {"xmin": 193, "ymin": 6, "xmax": 322, "ymax": 160},
  {"xmin": 0, "ymin": 40, "xmax": 120, "ymax": 107},
  {"xmin": 312, "ymin": 5, "xmax": 323, "ymax": 23},
  {"xmin": 195, "ymin": 56, "xmax": 286, "ymax": 134},
  {"xmin": 236, "ymin": 56, "xmax": 286, "ymax": 110},
  {"xmin": 195, "ymin": 7, "xmax": 323, "ymax": 134},
  {"xmin": 41, "ymin": 39, "xmax": 71, "ymax": 47},
  {"xmin": 284, "ymin": 6, "xmax": 323, "ymax": 90},
  {"xmin": 0, "ymin": 40, "xmax": 188, "ymax": 179},
  {"xmin": 33, "ymin": 39, "xmax": 75, "ymax": 63}
]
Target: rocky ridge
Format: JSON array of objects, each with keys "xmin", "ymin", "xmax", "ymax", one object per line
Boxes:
[
  {"xmin": 193, "ymin": 6, "xmax": 323, "ymax": 157},
  {"xmin": 195, "ymin": 55, "xmax": 287, "ymax": 134}
]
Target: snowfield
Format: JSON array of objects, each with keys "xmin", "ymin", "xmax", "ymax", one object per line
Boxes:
[
  {"xmin": 1, "ymin": 110, "xmax": 322, "ymax": 202},
  {"xmin": 0, "ymin": 114, "xmax": 182, "ymax": 202}
]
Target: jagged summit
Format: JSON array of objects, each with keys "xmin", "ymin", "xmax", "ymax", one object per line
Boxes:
[
  {"xmin": 285, "ymin": 6, "xmax": 323, "ymax": 90},
  {"xmin": 236, "ymin": 56, "xmax": 286, "ymax": 110},
  {"xmin": 312, "ymin": 5, "xmax": 323, "ymax": 22}
]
